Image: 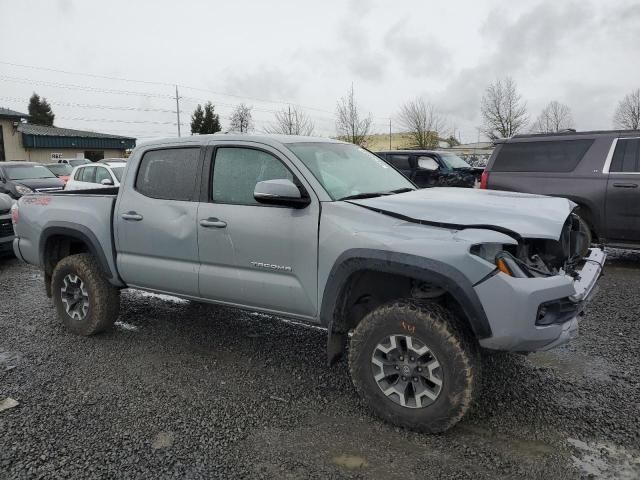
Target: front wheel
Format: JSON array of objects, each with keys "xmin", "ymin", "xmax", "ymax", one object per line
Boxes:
[
  {"xmin": 348, "ymin": 300, "xmax": 480, "ymax": 433},
  {"xmin": 51, "ymin": 253, "xmax": 120, "ymax": 335}
]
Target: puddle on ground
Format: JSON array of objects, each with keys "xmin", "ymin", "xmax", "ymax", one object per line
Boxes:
[
  {"xmin": 114, "ymin": 321, "xmax": 139, "ymax": 332},
  {"xmin": 458, "ymin": 424, "xmax": 555, "ymax": 460},
  {"xmin": 527, "ymin": 348, "xmax": 612, "ymax": 382},
  {"xmin": 332, "ymin": 454, "xmax": 368, "ymax": 470},
  {"xmin": 568, "ymin": 438, "xmax": 640, "ymax": 479},
  {"xmin": 126, "ymin": 290, "xmax": 188, "ymax": 304}
]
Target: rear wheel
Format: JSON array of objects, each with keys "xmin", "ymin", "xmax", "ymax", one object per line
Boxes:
[
  {"xmin": 349, "ymin": 300, "xmax": 480, "ymax": 433},
  {"xmin": 51, "ymin": 253, "xmax": 120, "ymax": 335}
]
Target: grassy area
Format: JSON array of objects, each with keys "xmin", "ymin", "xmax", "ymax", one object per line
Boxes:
[{"xmin": 364, "ymin": 132, "xmax": 415, "ymax": 151}]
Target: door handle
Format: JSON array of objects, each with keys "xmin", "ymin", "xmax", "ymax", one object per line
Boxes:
[
  {"xmin": 613, "ymin": 183, "xmax": 638, "ymax": 188},
  {"xmin": 200, "ymin": 218, "xmax": 227, "ymax": 228},
  {"xmin": 121, "ymin": 211, "xmax": 143, "ymax": 221}
]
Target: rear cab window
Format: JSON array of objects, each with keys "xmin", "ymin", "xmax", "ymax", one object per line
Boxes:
[{"xmin": 492, "ymin": 139, "xmax": 594, "ymax": 172}]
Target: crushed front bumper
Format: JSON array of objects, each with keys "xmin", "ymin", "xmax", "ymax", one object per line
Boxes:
[{"xmin": 475, "ymin": 248, "xmax": 606, "ymax": 352}]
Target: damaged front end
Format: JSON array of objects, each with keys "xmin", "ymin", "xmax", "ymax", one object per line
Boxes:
[
  {"xmin": 471, "ymin": 213, "xmax": 594, "ymax": 279},
  {"xmin": 471, "ymin": 211, "xmax": 606, "ymax": 352}
]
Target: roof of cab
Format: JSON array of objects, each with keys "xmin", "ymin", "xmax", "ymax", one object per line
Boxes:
[{"xmin": 136, "ymin": 133, "xmax": 345, "ymax": 149}]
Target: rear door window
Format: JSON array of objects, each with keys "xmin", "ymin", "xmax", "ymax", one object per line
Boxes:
[
  {"xmin": 610, "ymin": 139, "xmax": 640, "ymax": 173},
  {"xmin": 135, "ymin": 147, "xmax": 200, "ymax": 201},
  {"xmin": 492, "ymin": 139, "xmax": 594, "ymax": 172}
]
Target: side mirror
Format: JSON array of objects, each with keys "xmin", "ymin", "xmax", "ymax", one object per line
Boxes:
[
  {"xmin": 254, "ymin": 179, "xmax": 310, "ymax": 208},
  {"xmin": 417, "ymin": 157, "xmax": 439, "ymax": 171},
  {"xmin": 100, "ymin": 178, "xmax": 114, "ymax": 186}
]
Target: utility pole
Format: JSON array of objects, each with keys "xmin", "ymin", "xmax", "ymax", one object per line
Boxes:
[
  {"xmin": 175, "ymin": 85, "xmax": 181, "ymax": 137},
  {"xmin": 389, "ymin": 118, "xmax": 392, "ymax": 149}
]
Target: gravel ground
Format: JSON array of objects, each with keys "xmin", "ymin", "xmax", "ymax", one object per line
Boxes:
[{"xmin": 0, "ymin": 252, "xmax": 639, "ymax": 479}]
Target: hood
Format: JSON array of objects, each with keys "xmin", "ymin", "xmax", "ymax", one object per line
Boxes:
[
  {"xmin": 14, "ymin": 177, "xmax": 65, "ymax": 190},
  {"xmin": 348, "ymin": 187, "xmax": 575, "ymax": 240}
]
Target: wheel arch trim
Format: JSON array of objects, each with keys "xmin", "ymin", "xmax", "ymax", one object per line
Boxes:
[
  {"xmin": 320, "ymin": 249, "xmax": 492, "ymax": 340},
  {"xmin": 39, "ymin": 222, "xmax": 122, "ymax": 285}
]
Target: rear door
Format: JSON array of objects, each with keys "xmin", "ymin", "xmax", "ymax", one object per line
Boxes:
[
  {"xmin": 605, "ymin": 137, "xmax": 640, "ymax": 242},
  {"xmin": 114, "ymin": 146, "xmax": 202, "ymax": 295},
  {"xmin": 197, "ymin": 142, "xmax": 320, "ymax": 318}
]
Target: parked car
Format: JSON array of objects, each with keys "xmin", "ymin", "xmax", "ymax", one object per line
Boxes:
[
  {"xmin": 0, "ymin": 162, "xmax": 65, "ymax": 199},
  {"xmin": 376, "ymin": 150, "xmax": 483, "ymax": 188},
  {"xmin": 0, "ymin": 193, "xmax": 14, "ymax": 257},
  {"xmin": 65, "ymin": 160, "xmax": 126, "ymax": 190},
  {"xmin": 482, "ymin": 129, "xmax": 640, "ymax": 249},
  {"xmin": 41, "ymin": 163, "xmax": 73, "ymax": 185},
  {"xmin": 12, "ymin": 135, "xmax": 605, "ymax": 433},
  {"xmin": 57, "ymin": 158, "xmax": 91, "ymax": 167}
]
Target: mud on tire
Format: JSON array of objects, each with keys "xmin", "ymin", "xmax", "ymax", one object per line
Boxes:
[
  {"xmin": 348, "ymin": 300, "xmax": 481, "ymax": 433},
  {"xmin": 51, "ymin": 253, "xmax": 120, "ymax": 335}
]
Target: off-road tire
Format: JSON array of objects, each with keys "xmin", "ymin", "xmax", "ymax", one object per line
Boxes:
[
  {"xmin": 51, "ymin": 253, "xmax": 120, "ymax": 335},
  {"xmin": 349, "ymin": 300, "xmax": 481, "ymax": 433}
]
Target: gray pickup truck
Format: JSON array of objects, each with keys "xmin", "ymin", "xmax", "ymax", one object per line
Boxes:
[{"xmin": 12, "ymin": 134, "xmax": 605, "ymax": 433}]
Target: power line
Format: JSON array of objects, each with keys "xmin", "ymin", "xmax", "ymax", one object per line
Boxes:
[
  {"xmin": 0, "ymin": 95, "xmax": 176, "ymax": 113},
  {"xmin": 0, "ymin": 75, "xmax": 173, "ymax": 99},
  {"xmin": 0, "ymin": 59, "xmax": 391, "ymax": 120}
]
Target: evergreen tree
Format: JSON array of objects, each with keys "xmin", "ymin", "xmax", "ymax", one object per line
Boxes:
[
  {"xmin": 190, "ymin": 104, "xmax": 204, "ymax": 134},
  {"xmin": 201, "ymin": 102, "xmax": 221, "ymax": 134},
  {"xmin": 28, "ymin": 93, "xmax": 55, "ymax": 126}
]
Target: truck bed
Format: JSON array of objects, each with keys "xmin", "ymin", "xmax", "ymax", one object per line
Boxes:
[{"xmin": 13, "ymin": 190, "xmax": 121, "ymax": 283}]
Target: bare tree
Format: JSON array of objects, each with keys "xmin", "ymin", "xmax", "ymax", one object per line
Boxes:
[
  {"xmin": 336, "ymin": 85, "xmax": 372, "ymax": 146},
  {"xmin": 398, "ymin": 97, "xmax": 446, "ymax": 149},
  {"xmin": 480, "ymin": 77, "xmax": 528, "ymax": 139},
  {"xmin": 265, "ymin": 105, "xmax": 315, "ymax": 135},
  {"xmin": 613, "ymin": 88, "xmax": 640, "ymax": 130},
  {"xmin": 534, "ymin": 100, "xmax": 574, "ymax": 133},
  {"xmin": 229, "ymin": 103, "xmax": 254, "ymax": 133}
]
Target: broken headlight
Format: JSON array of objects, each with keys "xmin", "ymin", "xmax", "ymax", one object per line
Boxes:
[{"xmin": 470, "ymin": 243, "xmax": 529, "ymax": 278}]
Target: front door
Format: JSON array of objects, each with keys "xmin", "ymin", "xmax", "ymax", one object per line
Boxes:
[
  {"xmin": 197, "ymin": 143, "xmax": 320, "ymax": 318},
  {"xmin": 606, "ymin": 138, "xmax": 640, "ymax": 243},
  {"xmin": 114, "ymin": 146, "xmax": 202, "ymax": 295}
]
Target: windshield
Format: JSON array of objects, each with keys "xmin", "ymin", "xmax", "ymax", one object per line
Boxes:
[
  {"xmin": 69, "ymin": 159, "xmax": 90, "ymax": 167},
  {"xmin": 439, "ymin": 153, "xmax": 471, "ymax": 169},
  {"xmin": 111, "ymin": 166, "xmax": 125, "ymax": 182},
  {"xmin": 45, "ymin": 164, "xmax": 72, "ymax": 175},
  {"xmin": 287, "ymin": 142, "xmax": 414, "ymax": 200},
  {"xmin": 4, "ymin": 165, "xmax": 57, "ymax": 180}
]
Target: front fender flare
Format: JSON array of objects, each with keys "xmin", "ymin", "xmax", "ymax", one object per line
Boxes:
[{"xmin": 320, "ymin": 249, "xmax": 492, "ymax": 362}]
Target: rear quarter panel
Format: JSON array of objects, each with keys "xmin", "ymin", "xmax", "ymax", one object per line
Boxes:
[{"xmin": 15, "ymin": 193, "xmax": 118, "ymax": 279}]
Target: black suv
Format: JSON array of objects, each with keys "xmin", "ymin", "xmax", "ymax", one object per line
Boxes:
[
  {"xmin": 482, "ymin": 129, "xmax": 640, "ymax": 249},
  {"xmin": 376, "ymin": 150, "xmax": 482, "ymax": 188},
  {"xmin": 0, "ymin": 162, "xmax": 65, "ymax": 199}
]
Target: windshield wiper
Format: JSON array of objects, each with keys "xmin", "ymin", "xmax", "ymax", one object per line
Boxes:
[
  {"xmin": 387, "ymin": 187, "xmax": 415, "ymax": 194},
  {"xmin": 339, "ymin": 187, "xmax": 415, "ymax": 201},
  {"xmin": 339, "ymin": 192, "xmax": 387, "ymax": 201}
]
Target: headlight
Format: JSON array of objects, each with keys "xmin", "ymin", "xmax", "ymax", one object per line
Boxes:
[
  {"xmin": 471, "ymin": 243, "xmax": 529, "ymax": 278},
  {"xmin": 15, "ymin": 185, "xmax": 33, "ymax": 195}
]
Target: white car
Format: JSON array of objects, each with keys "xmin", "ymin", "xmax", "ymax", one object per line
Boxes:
[{"xmin": 65, "ymin": 160, "xmax": 126, "ymax": 190}]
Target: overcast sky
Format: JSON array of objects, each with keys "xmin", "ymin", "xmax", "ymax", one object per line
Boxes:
[{"xmin": 1, "ymin": 0, "xmax": 639, "ymax": 142}]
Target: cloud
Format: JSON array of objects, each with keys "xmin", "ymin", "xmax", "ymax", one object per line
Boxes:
[
  {"xmin": 221, "ymin": 66, "xmax": 300, "ymax": 103},
  {"xmin": 383, "ymin": 21, "xmax": 451, "ymax": 76}
]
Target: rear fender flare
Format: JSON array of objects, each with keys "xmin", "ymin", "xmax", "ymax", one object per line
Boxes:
[{"xmin": 39, "ymin": 223, "xmax": 121, "ymax": 285}]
